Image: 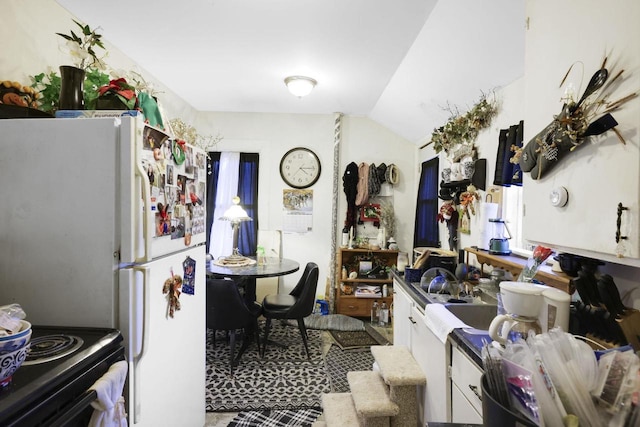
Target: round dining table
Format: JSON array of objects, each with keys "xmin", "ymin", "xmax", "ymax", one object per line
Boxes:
[
  {"xmin": 207, "ymin": 256, "xmax": 300, "ymax": 302},
  {"xmin": 207, "ymin": 256, "xmax": 300, "ymax": 280}
]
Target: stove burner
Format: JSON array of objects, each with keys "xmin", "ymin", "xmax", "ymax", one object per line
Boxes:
[{"xmin": 23, "ymin": 335, "xmax": 84, "ymax": 365}]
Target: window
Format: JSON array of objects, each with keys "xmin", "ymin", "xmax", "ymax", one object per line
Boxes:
[
  {"xmin": 206, "ymin": 152, "xmax": 259, "ymax": 257},
  {"xmin": 502, "ymin": 185, "xmax": 527, "ymax": 253},
  {"xmin": 414, "ymin": 157, "xmax": 439, "ymax": 248}
]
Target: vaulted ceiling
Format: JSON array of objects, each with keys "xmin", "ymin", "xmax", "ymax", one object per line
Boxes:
[{"xmin": 56, "ymin": 0, "xmax": 524, "ymax": 143}]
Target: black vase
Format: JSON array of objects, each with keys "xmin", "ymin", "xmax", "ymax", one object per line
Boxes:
[{"xmin": 58, "ymin": 65, "xmax": 85, "ymax": 110}]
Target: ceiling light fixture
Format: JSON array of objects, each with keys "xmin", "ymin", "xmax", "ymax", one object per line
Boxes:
[{"xmin": 284, "ymin": 76, "xmax": 317, "ymax": 97}]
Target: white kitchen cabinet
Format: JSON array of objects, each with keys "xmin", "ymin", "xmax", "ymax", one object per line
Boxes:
[
  {"xmin": 522, "ymin": 0, "xmax": 640, "ymax": 267},
  {"xmin": 392, "ymin": 280, "xmax": 411, "ymax": 348},
  {"xmin": 450, "ymin": 344, "xmax": 483, "ymax": 424},
  {"xmin": 392, "ymin": 281, "xmax": 450, "ymax": 423},
  {"xmin": 412, "ymin": 304, "xmax": 450, "ymax": 423}
]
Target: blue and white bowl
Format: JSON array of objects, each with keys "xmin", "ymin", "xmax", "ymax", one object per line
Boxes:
[
  {"xmin": 0, "ymin": 344, "xmax": 29, "ymax": 386},
  {"xmin": 0, "ymin": 321, "xmax": 32, "ymax": 354}
]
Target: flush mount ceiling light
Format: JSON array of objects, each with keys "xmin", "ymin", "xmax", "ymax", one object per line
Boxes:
[{"xmin": 284, "ymin": 76, "xmax": 317, "ymax": 97}]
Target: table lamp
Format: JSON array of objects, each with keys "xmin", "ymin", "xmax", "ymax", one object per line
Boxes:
[{"xmin": 219, "ymin": 196, "xmax": 253, "ymax": 265}]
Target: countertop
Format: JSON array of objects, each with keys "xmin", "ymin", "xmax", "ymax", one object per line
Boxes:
[{"xmin": 392, "ymin": 270, "xmax": 489, "ymax": 368}]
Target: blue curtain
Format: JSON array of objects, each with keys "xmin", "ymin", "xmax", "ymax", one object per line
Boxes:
[
  {"xmin": 414, "ymin": 157, "xmax": 439, "ymax": 248},
  {"xmin": 494, "ymin": 120, "xmax": 524, "ymax": 186},
  {"xmin": 237, "ymin": 153, "xmax": 259, "ymax": 256}
]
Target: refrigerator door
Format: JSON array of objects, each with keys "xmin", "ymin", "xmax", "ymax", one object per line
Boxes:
[
  {"xmin": 0, "ymin": 117, "xmax": 126, "ymax": 327},
  {"xmin": 133, "ymin": 124, "xmax": 207, "ymax": 264},
  {"xmin": 119, "ymin": 247, "xmax": 206, "ymax": 427}
]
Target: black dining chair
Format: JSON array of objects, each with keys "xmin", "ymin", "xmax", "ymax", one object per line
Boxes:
[
  {"xmin": 261, "ymin": 262, "xmax": 319, "ymax": 358},
  {"xmin": 206, "ymin": 278, "xmax": 262, "ymax": 374}
]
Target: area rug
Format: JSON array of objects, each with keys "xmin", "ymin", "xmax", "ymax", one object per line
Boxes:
[
  {"xmin": 205, "ymin": 323, "xmax": 330, "ymax": 412},
  {"xmin": 329, "ymin": 323, "xmax": 390, "ymax": 350},
  {"xmin": 324, "ymin": 345, "xmax": 375, "ymax": 393},
  {"xmin": 287, "ymin": 313, "xmax": 365, "ymax": 331},
  {"xmin": 228, "ymin": 408, "xmax": 322, "ymax": 427}
]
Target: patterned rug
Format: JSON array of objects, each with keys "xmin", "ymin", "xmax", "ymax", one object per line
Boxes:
[
  {"xmin": 228, "ymin": 408, "xmax": 322, "ymax": 427},
  {"xmin": 329, "ymin": 323, "xmax": 390, "ymax": 350},
  {"xmin": 324, "ymin": 345, "xmax": 375, "ymax": 393},
  {"xmin": 205, "ymin": 323, "xmax": 330, "ymax": 412}
]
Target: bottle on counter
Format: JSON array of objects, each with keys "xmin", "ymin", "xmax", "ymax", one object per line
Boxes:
[
  {"xmin": 371, "ymin": 301, "xmax": 379, "ymax": 324},
  {"xmin": 379, "ymin": 301, "xmax": 389, "ymax": 327}
]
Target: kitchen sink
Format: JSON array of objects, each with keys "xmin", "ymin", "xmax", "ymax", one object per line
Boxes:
[{"xmin": 444, "ymin": 303, "xmax": 498, "ymax": 331}]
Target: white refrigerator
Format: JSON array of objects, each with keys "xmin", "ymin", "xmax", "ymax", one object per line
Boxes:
[{"xmin": 0, "ymin": 116, "xmax": 207, "ymax": 426}]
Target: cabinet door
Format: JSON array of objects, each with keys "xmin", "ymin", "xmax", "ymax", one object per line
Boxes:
[
  {"xmin": 451, "ymin": 384, "xmax": 483, "ymax": 424},
  {"xmin": 412, "ymin": 306, "xmax": 450, "ymax": 423},
  {"xmin": 451, "ymin": 346, "xmax": 483, "ymax": 416},
  {"xmin": 523, "ymin": 0, "xmax": 640, "ymax": 264},
  {"xmin": 392, "ymin": 281, "xmax": 411, "ymax": 348}
]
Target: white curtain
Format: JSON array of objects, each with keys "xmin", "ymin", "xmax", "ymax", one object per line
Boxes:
[{"xmin": 208, "ymin": 152, "xmax": 240, "ymax": 260}]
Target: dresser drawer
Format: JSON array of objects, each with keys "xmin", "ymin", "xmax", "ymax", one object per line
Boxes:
[{"xmin": 337, "ymin": 297, "xmax": 371, "ymax": 316}]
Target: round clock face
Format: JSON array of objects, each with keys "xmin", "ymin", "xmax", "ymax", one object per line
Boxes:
[{"xmin": 279, "ymin": 147, "xmax": 321, "ymax": 189}]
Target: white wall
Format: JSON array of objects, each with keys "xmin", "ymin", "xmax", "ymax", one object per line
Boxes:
[
  {"xmin": 419, "ymin": 78, "xmax": 525, "ymax": 254},
  {"xmin": 195, "ymin": 113, "xmax": 416, "ymax": 295},
  {"xmin": 3, "ymin": 0, "xmax": 417, "ymax": 302},
  {"xmin": 2, "ymin": 0, "xmax": 197, "ymax": 124}
]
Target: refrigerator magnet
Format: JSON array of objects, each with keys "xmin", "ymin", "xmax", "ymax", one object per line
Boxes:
[
  {"xmin": 182, "ymin": 256, "xmax": 196, "ymax": 295},
  {"xmin": 162, "ymin": 273, "xmax": 182, "ymax": 318}
]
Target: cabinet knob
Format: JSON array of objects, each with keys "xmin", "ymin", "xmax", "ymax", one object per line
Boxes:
[{"xmin": 408, "ymin": 316, "xmax": 416, "ymax": 324}]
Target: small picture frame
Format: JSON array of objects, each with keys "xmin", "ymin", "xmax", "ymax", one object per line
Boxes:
[
  {"xmin": 359, "ymin": 204, "xmax": 381, "ymax": 222},
  {"xmin": 358, "ymin": 261, "xmax": 373, "ymax": 275}
]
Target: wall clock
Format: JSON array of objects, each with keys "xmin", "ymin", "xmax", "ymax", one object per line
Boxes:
[{"xmin": 279, "ymin": 147, "xmax": 321, "ymax": 189}]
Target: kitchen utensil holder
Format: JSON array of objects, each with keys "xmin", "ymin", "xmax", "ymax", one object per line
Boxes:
[
  {"xmin": 617, "ymin": 309, "xmax": 640, "ymax": 351},
  {"xmin": 585, "ymin": 308, "xmax": 640, "ymax": 351}
]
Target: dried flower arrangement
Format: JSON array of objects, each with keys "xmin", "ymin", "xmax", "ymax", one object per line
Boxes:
[
  {"xmin": 430, "ymin": 93, "xmax": 498, "ymax": 155},
  {"xmin": 168, "ymin": 118, "xmax": 223, "ymax": 154},
  {"xmin": 518, "ymin": 55, "xmax": 637, "ymax": 179}
]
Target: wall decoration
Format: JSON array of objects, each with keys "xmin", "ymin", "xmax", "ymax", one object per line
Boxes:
[
  {"xmin": 282, "ymin": 189, "xmax": 313, "ymax": 233},
  {"xmin": 516, "ymin": 56, "xmax": 637, "ymax": 180},
  {"xmin": 429, "ymin": 93, "xmax": 498, "ymax": 156},
  {"xmin": 359, "ymin": 203, "xmax": 381, "ymax": 223}
]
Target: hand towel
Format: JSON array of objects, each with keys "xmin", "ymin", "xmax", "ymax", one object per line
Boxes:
[
  {"xmin": 424, "ymin": 304, "xmax": 468, "ymax": 344},
  {"xmin": 88, "ymin": 360, "xmax": 128, "ymax": 427}
]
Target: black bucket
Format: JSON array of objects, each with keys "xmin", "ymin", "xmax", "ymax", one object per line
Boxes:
[{"xmin": 481, "ymin": 374, "xmax": 536, "ymax": 427}]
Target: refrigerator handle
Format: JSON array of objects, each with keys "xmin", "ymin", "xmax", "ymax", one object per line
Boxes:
[
  {"xmin": 131, "ymin": 265, "xmax": 150, "ymax": 424},
  {"xmin": 134, "ymin": 158, "xmax": 153, "ymax": 263}
]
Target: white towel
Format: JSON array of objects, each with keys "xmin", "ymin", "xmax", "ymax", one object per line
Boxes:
[
  {"xmin": 88, "ymin": 360, "xmax": 128, "ymax": 427},
  {"xmin": 424, "ymin": 304, "xmax": 468, "ymax": 344}
]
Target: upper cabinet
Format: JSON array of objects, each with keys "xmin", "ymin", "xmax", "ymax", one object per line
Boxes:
[{"xmin": 522, "ymin": 0, "xmax": 640, "ymax": 267}]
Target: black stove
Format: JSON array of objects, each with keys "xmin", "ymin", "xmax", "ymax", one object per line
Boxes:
[{"xmin": 0, "ymin": 325, "xmax": 125, "ymax": 426}]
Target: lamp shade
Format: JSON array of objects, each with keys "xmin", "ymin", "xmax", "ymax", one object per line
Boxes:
[
  {"xmin": 219, "ymin": 197, "xmax": 252, "ymax": 222},
  {"xmin": 284, "ymin": 76, "xmax": 317, "ymax": 97}
]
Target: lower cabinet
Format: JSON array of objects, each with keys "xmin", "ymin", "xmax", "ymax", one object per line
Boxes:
[
  {"xmin": 450, "ymin": 344, "xmax": 483, "ymax": 424},
  {"xmin": 392, "ymin": 281, "xmax": 411, "ymax": 348},
  {"xmin": 393, "ymin": 282, "xmax": 450, "ymax": 423},
  {"xmin": 412, "ymin": 305, "xmax": 450, "ymax": 423}
]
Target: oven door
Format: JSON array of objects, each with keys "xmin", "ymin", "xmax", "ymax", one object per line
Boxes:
[{"xmin": 7, "ymin": 346, "xmax": 125, "ymax": 427}]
